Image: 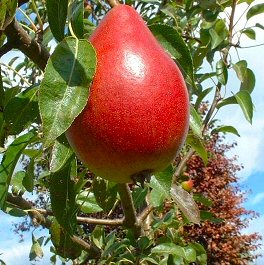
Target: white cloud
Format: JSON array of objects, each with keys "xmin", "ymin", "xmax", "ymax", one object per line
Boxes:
[
  {"xmin": 243, "ymin": 215, "xmax": 264, "ymax": 264},
  {"xmin": 251, "ymin": 192, "xmax": 264, "ymax": 205}
]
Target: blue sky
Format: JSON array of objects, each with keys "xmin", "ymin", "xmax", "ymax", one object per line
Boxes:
[{"xmin": 1, "ymin": 1, "xmax": 264, "ymax": 264}]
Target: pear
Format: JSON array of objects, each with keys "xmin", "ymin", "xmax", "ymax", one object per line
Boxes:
[{"xmin": 66, "ymin": 5, "xmax": 189, "ymax": 183}]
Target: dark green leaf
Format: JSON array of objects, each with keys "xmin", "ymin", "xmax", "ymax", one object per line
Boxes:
[
  {"xmin": 170, "ymin": 184, "xmax": 200, "ymax": 224},
  {"xmin": 77, "ymin": 190, "xmax": 103, "ymax": 213},
  {"xmin": 5, "ymin": 205, "xmax": 27, "ymax": 217},
  {"xmin": 0, "ymin": 0, "xmax": 17, "ymax": 30},
  {"xmin": 69, "ymin": 0, "xmax": 84, "ymax": 38},
  {"xmin": 3, "ymin": 86, "xmax": 20, "ymax": 107},
  {"xmin": 46, "ymin": 0, "xmax": 68, "ymax": 41},
  {"xmin": 233, "ymin": 60, "xmax": 247, "ymax": 82},
  {"xmin": 209, "ymin": 20, "xmax": 228, "ymax": 49},
  {"xmin": 0, "ymin": 131, "xmax": 36, "ymax": 209},
  {"xmin": 0, "ymin": 70, "xmax": 4, "ymax": 109},
  {"xmin": 50, "ymin": 134, "xmax": 73, "ymax": 172},
  {"xmin": 149, "ymin": 24, "xmax": 196, "ymax": 88},
  {"xmin": 39, "ymin": 37, "xmax": 96, "ymax": 147},
  {"xmin": 240, "ymin": 68, "xmax": 255, "ymax": 94},
  {"xmin": 235, "ymin": 90, "xmax": 253, "ymax": 123},
  {"xmin": 50, "ymin": 156, "xmax": 78, "ymax": 233},
  {"xmin": 4, "ymin": 85, "xmax": 39, "ymax": 135},
  {"xmin": 255, "ymin": 23, "xmax": 264, "ymax": 30},
  {"xmin": 190, "ymin": 105, "xmax": 202, "ymax": 138},
  {"xmin": 93, "ymin": 177, "xmax": 118, "ymax": 212},
  {"xmin": 132, "ymin": 186, "xmax": 148, "ymax": 209},
  {"xmin": 50, "ymin": 218, "xmax": 82, "ymax": 259},
  {"xmin": 216, "ymin": 59, "xmax": 228, "ymax": 85},
  {"xmin": 217, "ymin": 95, "xmax": 237, "ymax": 109},
  {"xmin": 200, "ymin": 210, "xmax": 214, "ymax": 220},
  {"xmin": 241, "ymin": 28, "xmax": 256, "ymax": 39},
  {"xmin": 212, "ymin": 125, "xmax": 240, "ymax": 137},
  {"xmin": 194, "ymin": 87, "xmax": 213, "ymax": 109},
  {"xmin": 193, "ymin": 193, "xmax": 213, "ymax": 207},
  {"xmin": 29, "ymin": 233, "xmax": 44, "ymax": 261},
  {"xmin": 186, "ymin": 134, "xmax": 208, "ymax": 165},
  {"xmin": 247, "ymin": 3, "xmax": 264, "ymax": 20}
]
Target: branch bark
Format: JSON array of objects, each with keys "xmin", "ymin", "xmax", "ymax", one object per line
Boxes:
[
  {"xmin": 106, "ymin": 0, "xmax": 120, "ymax": 8},
  {"xmin": 4, "ymin": 19, "xmax": 49, "ymax": 71},
  {"xmin": 6, "ymin": 193, "xmax": 101, "ymax": 256}
]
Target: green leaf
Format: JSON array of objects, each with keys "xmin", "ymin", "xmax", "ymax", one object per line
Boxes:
[
  {"xmin": 0, "ymin": 0, "xmax": 17, "ymax": 30},
  {"xmin": 29, "ymin": 233, "xmax": 44, "ymax": 261},
  {"xmin": 216, "ymin": 59, "xmax": 228, "ymax": 85},
  {"xmin": 216, "ymin": 95, "xmax": 237, "ymax": 109},
  {"xmin": 155, "ymin": 165, "xmax": 173, "ymax": 194},
  {"xmin": 39, "ymin": 37, "xmax": 96, "ymax": 147},
  {"xmin": 194, "ymin": 87, "xmax": 213, "ymax": 110},
  {"xmin": 209, "ymin": 20, "xmax": 228, "ymax": 49},
  {"xmin": 184, "ymin": 246, "xmax": 196, "ymax": 262},
  {"xmin": 4, "ymin": 85, "xmax": 40, "ymax": 135},
  {"xmin": 0, "ymin": 69, "xmax": 4, "ymax": 109},
  {"xmin": 149, "ymin": 24, "xmax": 196, "ymax": 88},
  {"xmin": 50, "ymin": 134, "xmax": 73, "ymax": 172},
  {"xmin": 255, "ymin": 23, "xmax": 264, "ymax": 30},
  {"xmin": 193, "ymin": 193, "xmax": 213, "ymax": 207},
  {"xmin": 212, "ymin": 125, "xmax": 240, "ymax": 137},
  {"xmin": 5, "ymin": 205, "xmax": 27, "ymax": 217},
  {"xmin": 151, "ymin": 243, "xmax": 185, "ymax": 256},
  {"xmin": 233, "ymin": 60, "xmax": 247, "ymax": 82},
  {"xmin": 69, "ymin": 0, "xmax": 84, "ymax": 39},
  {"xmin": 3, "ymin": 86, "xmax": 20, "ymax": 107},
  {"xmin": 190, "ymin": 105, "xmax": 202, "ymax": 138},
  {"xmin": 91, "ymin": 225, "xmax": 105, "ymax": 249},
  {"xmin": 186, "ymin": 134, "xmax": 208, "ymax": 165},
  {"xmin": 0, "ymin": 131, "xmax": 36, "ymax": 209},
  {"xmin": 235, "ymin": 90, "xmax": 253, "ymax": 123},
  {"xmin": 93, "ymin": 177, "xmax": 118, "ymax": 212},
  {"xmin": 50, "ymin": 156, "xmax": 78, "ymax": 233},
  {"xmin": 77, "ymin": 190, "xmax": 103, "ymax": 213},
  {"xmin": 46, "ymin": 0, "xmax": 68, "ymax": 41},
  {"xmin": 132, "ymin": 186, "xmax": 148, "ymax": 209},
  {"xmin": 240, "ymin": 68, "xmax": 255, "ymax": 94},
  {"xmin": 170, "ymin": 184, "xmax": 200, "ymax": 224},
  {"xmin": 149, "ymin": 173, "xmax": 171, "ymax": 207},
  {"xmin": 247, "ymin": 3, "xmax": 264, "ymax": 20},
  {"xmin": 11, "ymin": 171, "xmax": 26, "ymax": 193},
  {"xmin": 241, "ymin": 28, "xmax": 256, "ymax": 39},
  {"xmin": 50, "ymin": 218, "xmax": 82, "ymax": 259},
  {"xmin": 23, "ymin": 159, "xmax": 35, "ymax": 192}
]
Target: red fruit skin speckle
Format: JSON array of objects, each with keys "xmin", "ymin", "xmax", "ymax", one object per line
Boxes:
[{"xmin": 66, "ymin": 5, "xmax": 189, "ymax": 183}]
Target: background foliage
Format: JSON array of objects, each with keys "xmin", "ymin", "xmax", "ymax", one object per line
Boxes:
[{"xmin": 0, "ymin": 0, "xmax": 263, "ymax": 264}]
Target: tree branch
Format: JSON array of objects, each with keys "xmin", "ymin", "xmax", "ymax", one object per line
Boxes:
[
  {"xmin": 6, "ymin": 193, "xmax": 102, "ymax": 256},
  {"xmin": 18, "ymin": 0, "xmax": 30, "ymax": 7},
  {"xmin": 106, "ymin": 0, "xmax": 120, "ymax": 8},
  {"xmin": 117, "ymin": 183, "xmax": 142, "ymax": 238},
  {"xmin": 4, "ymin": 19, "xmax": 49, "ymax": 71},
  {"xmin": 0, "ymin": 42, "xmax": 13, "ymax": 57}
]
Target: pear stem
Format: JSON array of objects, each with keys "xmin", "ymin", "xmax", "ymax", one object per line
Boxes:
[
  {"xmin": 117, "ymin": 183, "xmax": 142, "ymax": 238},
  {"xmin": 106, "ymin": 0, "xmax": 120, "ymax": 8}
]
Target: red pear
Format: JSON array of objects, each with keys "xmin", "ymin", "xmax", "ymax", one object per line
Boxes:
[{"xmin": 66, "ymin": 5, "xmax": 189, "ymax": 183}]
